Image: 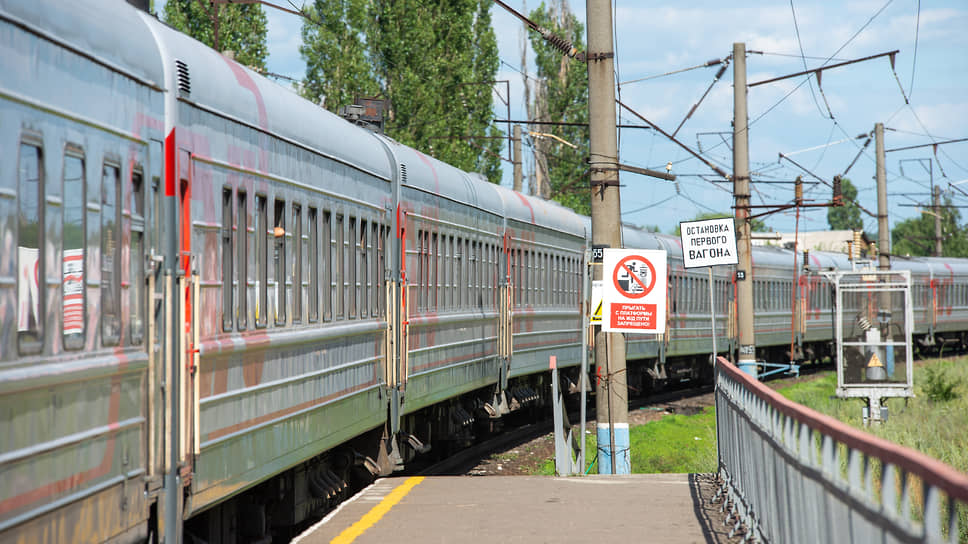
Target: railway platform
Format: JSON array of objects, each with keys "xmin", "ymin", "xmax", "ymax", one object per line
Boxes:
[{"xmin": 293, "ymin": 473, "xmax": 734, "ymax": 544}]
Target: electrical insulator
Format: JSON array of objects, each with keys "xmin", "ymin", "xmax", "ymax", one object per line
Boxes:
[
  {"xmin": 794, "ymin": 175, "xmax": 803, "ymax": 202},
  {"xmin": 832, "ymin": 175, "xmax": 843, "ymax": 206},
  {"xmin": 539, "ymin": 27, "xmax": 577, "ymax": 58},
  {"xmin": 853, "ymin": 230, "xmax": 862, "ymax": 259},
  {"xmin": 802, "ymin": 249, "xmax": 810, "ymax": 270}
]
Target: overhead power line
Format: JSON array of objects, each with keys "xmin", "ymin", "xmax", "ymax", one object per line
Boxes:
[
  {"xmin": 885, "ymin": 137, "xmax": 968, "ymax": 154},
  {"xmin": 615, "ymin": 99, "xmax": 730, "ymax": 180},
  {"xmin": 748, "ymin": 50, "xmax": 900, "ymax": 88},
  {"xmin": 618, "ymin": 57, "xmax": 726, "ymax": 86},
  {"xmin": 493, "ymin": 119, "xmax": 653, "ymax": 130}
]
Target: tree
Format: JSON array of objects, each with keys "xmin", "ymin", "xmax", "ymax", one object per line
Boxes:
[
  {"xmin": 299, "ymin": 0, "xmax": 378, "ymax": 111},
  {"xmin": 891, "ymin": 196, "xmax": 968, "ymax": 257},
  {"xmin": 827, "ymin": 177, "xmax": 863, "ymax": 231},
  {"xmin": 300, "ymin": 0, "xmax": 503, "ymax": 182},
  {"xmin": 527, "ymin": 1, "xmax": 589, "ymax": 214},
  {"xmin": 163, "ymin": 0, "xmax": 268, "ymax": 71},
  {"xmin": 673, "ymin": 212, "xmax": 768, "ymax": 236}
]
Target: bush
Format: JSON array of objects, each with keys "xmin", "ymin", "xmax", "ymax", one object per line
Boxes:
[{"xmin": 921, "ymin": 366, "xmax": 962, "ymax": 403}]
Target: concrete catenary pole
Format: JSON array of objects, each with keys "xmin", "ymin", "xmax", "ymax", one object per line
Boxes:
[
  {"xmin": 733, "ymin": 42, "xmax": 756, "ymax": 377},
  {"xmin": 513, "ymin": 124, "xmax": 523, "ymax": 192},
  {"xmin": 934, "ymin": 185, "xmax": 942, "ymax": 257},
  {"xmin": 875, "ymin": 122, "xmax": 894, "ymax": 380},
  {"xmin": 587, "ymin": 0, "xmax": 629, "ymax": 474},
  {"xmin": 876, "ymin": 123, "xmax": 890, "ymax": 273}
]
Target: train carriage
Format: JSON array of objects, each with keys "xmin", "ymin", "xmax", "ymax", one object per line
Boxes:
[
  {"xmin": 391, "ymin": 142, "xmax": 507, "ymax": 414},
  {"xmin": 153, "ymin": 16, "xmax": 400, "ymax": 522},
  {"xmin": 0, "ymin": 1, "xmax": 166, "ymax": 540},
  {"xmin": 492, "ymin": 184, "xmax": 586, "ymax": 380}
]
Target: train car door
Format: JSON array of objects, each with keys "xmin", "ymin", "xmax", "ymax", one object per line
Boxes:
[
  {"xmin": 176, "ymin": 146, "xmax": 198, "ymax": 480},
  {"xmin": 145, "ymin": 139, "xmax": 167, "ymax": 492},
  {"xmin": 498, "ymin": 232, "xmax": 513, "ymax": 389},
  {"xmin": 385, "ymin": 204, "xmax": 408, "ymax": 433}
]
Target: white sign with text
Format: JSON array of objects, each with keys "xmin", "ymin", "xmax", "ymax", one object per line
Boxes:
[{"xmin": 679, "ymin": 217, "xmax": 738, "ymax": 269}]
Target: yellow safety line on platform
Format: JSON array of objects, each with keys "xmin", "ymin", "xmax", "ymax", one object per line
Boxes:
[{"xmin": 330, "ymin": 476, "xmax": 425, "ymax": 544}]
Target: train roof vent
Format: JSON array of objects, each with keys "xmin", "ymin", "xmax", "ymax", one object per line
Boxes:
[
  {"xmin": 175, "ymin": 60, "xmax": 191, "ymax": 97},
  {"xmin": 399, "ymin": 164, "xmax": 407, "ymax": 185}
]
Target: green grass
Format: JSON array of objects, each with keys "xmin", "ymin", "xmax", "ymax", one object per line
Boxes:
[
  {"xmin": 537, "ymin": 407, "xmax": 719, "ymax": 475},
  {"xmin": 776, "ymin": 356, "xmax": 968, "ymax": 473},
  {"xmin": 776, "ymin": 355, "xmax": 968, "ymax": 541},
  {"xmin": 628, "ymin": 407, "xmax": 718, "ymax": 473}
]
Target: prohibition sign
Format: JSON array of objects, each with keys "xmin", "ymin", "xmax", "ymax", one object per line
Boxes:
[{"xmin": 612, "ymin": 255, "xmax": 657, "ymax": 299}]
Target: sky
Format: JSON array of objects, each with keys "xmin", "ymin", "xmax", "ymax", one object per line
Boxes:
[{"xmin": 170, "ymin": 0, "xmax": 968, "ymax": 239}]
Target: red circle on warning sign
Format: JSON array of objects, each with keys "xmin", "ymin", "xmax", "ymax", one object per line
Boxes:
[{"xmin": 612, "ymin": 255, "xmax": 657, "ymax": 299}]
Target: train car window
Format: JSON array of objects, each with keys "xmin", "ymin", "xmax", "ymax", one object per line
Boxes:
[
  {"xmin": 62, "ymin": 150, "xmax": 85, "ymax": 350},
  {"xmin": 483, "ymin": 242, "xmax": 490, "ymax": 309},
  {"xmin": 101, "ymin": 162, "xmax": 122, "ymax": 346},
  {"xmin": 451, "ymin": 236, "xmax": 457, "ymax": 309},
  {"xmin": 528, "ymin": 249, "xmax": 534, "ymax": 307},
  {"xmin": 441, "ymin": 234, "xmax": 449, "ymax": 310},
  {"xmin": 525, "ymin": 249, "xmax": 531, "ymax": 307},
  {"xmin": 529, "ymin": 250, "xmax": 534, "ymax": 307},
  {"xmin": 150, "ymin": 141, "xmax": 164, "ymax": 273},
  {"xmin": 130, "ymin": 169, "xmax": 145, "ymax": 345},
  {"xmin": 373, "ymin": 222, "xmax": 382, "ymax": 317},
  {"xmin": 274, "ymin": 199, "xmax": 286, "ymax": 325},
  {"xmin": 348, "ymin": 216, "xmax": 357, "ymax": 319},
  {"xmin": 17, "ymin": 142, "xmax": 45, "ymax": 354},
  {"xmin": 457, "ymin": 238, "xmax": 463, "ymax": 309},
  {"xmin": 449, "ymin": 235, "xmax": 456, "ymax": 310},
  {"xmin": 560, "ymin": 257, "xmax": 579, "ymax": 306},
  {"xmin": 546, "ymin": 254, "xmax": 552, "ymax": 307},
  {"xmin": 540, "ymin": 251, "xmax": 545, "ymax": 306},
  {"xmin": 322, "ymin": 210, "xmax": 332, "ymax": 321},
  {"xmin": 416, "ymin": 230, "xmax": 425, "ymax": 310},
  {"xmin": 292, "ymin": 203, "xmax": 302, "ymax": 324},
  {"xmin": 553, "ymin": 253, "xmax": 559, "ymax": 307},
  {"xmin": 431, "ymin": 231, "xmax": 439, "ymax": 310},
  {"xmin": 335, "ymin": 213, "xmax": 344, "ymax": 319},
  {"xmin": 457, "ymin": 237, "xmax": 464, "ymax": 309},
  {"xmin": 557, "ymin": 256, "xmax": 562, "ymax": 308},
  {"xmin": 255, "ymin": 195, "xmax": 268, "ymax": 328},
  {"xmin": 308, "ymin": 207, "xmax": 319, "ymax": 322},
  {"xmin": 469, "ymin": 241, "xmax": 477, "ymax": 307},
  {"xmin": 222, "ymin": 187, "xmax": 233, "ymax": 331},
  {"xmin": 359, "ymin": 218, "xmax": 368, "ymax": 318},
  {"xmin": 237, "ymin": 191, "xmax": 248, "ymax": 330}
]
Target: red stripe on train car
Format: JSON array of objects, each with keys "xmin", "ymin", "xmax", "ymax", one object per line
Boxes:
[{"xmin": 165, "ymin": 129, "xmax": 176, "ymax": 196}]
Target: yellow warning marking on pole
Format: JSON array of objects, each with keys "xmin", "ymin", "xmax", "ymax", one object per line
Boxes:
[
  {"xmin": 591, "ymin": 301, "xmax": 603, "ymax": 323},
  {"xmin": 330, "ymin": 476, "xmax": 425, "ymax": 544}
]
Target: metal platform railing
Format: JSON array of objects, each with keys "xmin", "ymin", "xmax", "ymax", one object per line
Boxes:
[{"xmin": 715, "ymin": 356, "xmax": 968, "ymax": 543}]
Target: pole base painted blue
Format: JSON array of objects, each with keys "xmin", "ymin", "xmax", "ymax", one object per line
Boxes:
[
  {"xmin": 597, "ymin": 423, "xmax": 631, "ymax": 474},
  {"xmin": 737, "ymin": 360, "xmax": 758, "ymax": 379}
]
